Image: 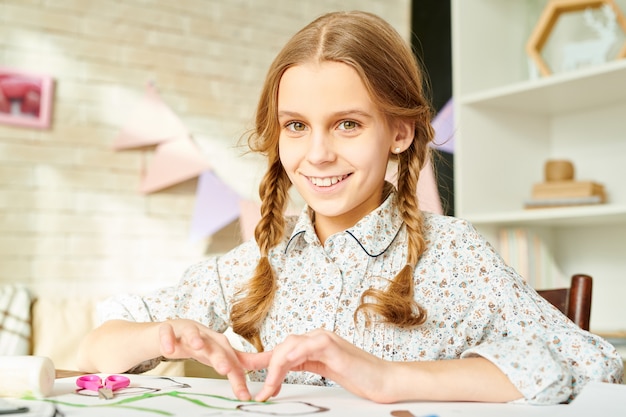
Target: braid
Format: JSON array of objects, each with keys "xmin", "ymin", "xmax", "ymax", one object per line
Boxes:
[
  {"xmin": 230, "ymin": 159, "xmax": 291, "ymax": 352},
  {"xmin": 396, "ymin": 142, "xmax": 428, "ymax": 267},
  {"xmin": 354, "ymin": 136, "xmax": 430, "ymax": 328},
  {"xmin": 255, "ymin": 160, "xmax": 291, "ymax": 254}
]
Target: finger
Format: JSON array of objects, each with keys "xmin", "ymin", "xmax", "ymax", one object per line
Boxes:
[
  {"xmin": 255, "ymin": 375, "xmax": 288, "ymax": 402},
  {"xmin": 197, "ymin": 342, "xmax": 251, "ymax": 401},
  {"xmin": 266, "ymin": 338, "xmax": 321, "ymax": 381},
  {"xmin": 197, "ymin": 336, "xmax": 239, "ymax": 375},
  {"xmin": 236, "ymin": 351, "xmax": 272, "ymax": 371},
  {"xmin": 235, "ymin": 351, "xmax": 282, "ymax": 402},
  {"xmin": 271, "ymin": 383, "xmax": 282, "ymax": 398},
  {"xmin": 225, "ymin": 367, "xmax": 252, "ymax": 401},
  {"xmin": 254, "ymin": 383, "xmax": 282, "ymax": 402},
  {"xmin": 254, "ymin": 345, "xmax": 308, "ymax": 401},
  {"xmin": 180, "ymin": 325, "xmax": 205, "ymax": 350},
  {"xmin": 255, "ymin": 332, "xmax": 339, "ymax": 401},
  {"xmin": 209, "ymin": 350, "xmax": 235, "ymax": 375},
  {"xmin": 158, "ymin": 323, "xmax": 176, "ymax": 355}
]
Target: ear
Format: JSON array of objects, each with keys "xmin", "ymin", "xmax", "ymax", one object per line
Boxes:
[{"xmin": 390, "ymin": 119, "xmax": 415, "ymax": 154}]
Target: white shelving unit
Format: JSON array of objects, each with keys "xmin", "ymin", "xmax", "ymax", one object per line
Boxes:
[{"xmin": 451, "ymin": 0, "xmax": 626, "ymax": 333}]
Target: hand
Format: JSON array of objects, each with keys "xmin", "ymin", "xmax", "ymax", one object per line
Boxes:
[
  {"xmin": 158, "ymin": 319, "xmax": 251, "ymax": 401},
  {"xmin": 238, "ymin": 328, "xmax": 392, "ymax": 403}
]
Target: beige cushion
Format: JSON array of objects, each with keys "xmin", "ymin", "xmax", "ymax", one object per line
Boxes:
[
  {"xmin": 30, "ymin": 296, "xmax": 222, "ymax": 378},
  {"xmin": 31, "ymin": 297, "xmax": 97, "ymax": 370}
]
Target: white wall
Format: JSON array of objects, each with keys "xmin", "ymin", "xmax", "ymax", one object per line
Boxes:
[{"xmin": 0, "ymin": 0, "xmax": 411, "ymax": 299}]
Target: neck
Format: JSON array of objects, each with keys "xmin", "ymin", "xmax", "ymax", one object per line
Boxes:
[{"xmin": 311, "ymin": 184, "xmax": 393, "ymax": 245}]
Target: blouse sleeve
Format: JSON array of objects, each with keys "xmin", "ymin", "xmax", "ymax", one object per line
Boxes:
[
  {"xmin": 97, "ymin": 257, "xmax": 230, "ymax": 329},
  {"xmin": 95, "ymin": 258, "xmax": 231, "ymax": 373},
  {"xmin": 451, "ymin": 221, "xmax": 623, "ymax": 404}
]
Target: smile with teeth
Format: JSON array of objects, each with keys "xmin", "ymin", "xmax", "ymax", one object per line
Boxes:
[{"xmin": 308, "ymin": 174, "xmax": 349, "ymax": 187}]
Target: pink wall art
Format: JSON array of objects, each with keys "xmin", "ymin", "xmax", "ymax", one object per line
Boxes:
[{"xmin": 0, "ymin": 67, "xmax": 54, "ymax": 129}]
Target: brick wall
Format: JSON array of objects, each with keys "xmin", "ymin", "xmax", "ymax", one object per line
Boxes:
[{"xmin": 0, "ymin": 0, "xmax": 411, "ymax": 298}]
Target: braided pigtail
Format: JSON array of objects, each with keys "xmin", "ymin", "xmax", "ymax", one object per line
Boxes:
[
  {"xmin": 230, "ymin": 159, "xmax": 291, "ymax": 352},
  {"xmin": 355, "ymin": 121, "xmax": 432, "ymax": 327}
]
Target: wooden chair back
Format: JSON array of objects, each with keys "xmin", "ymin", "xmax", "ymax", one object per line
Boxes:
[{"xmin": 537, "ymin": 274, "xmax": 593, "ymax": 330}]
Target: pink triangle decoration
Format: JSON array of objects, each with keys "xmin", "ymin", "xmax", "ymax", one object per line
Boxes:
[
  {"xmin": 238, "ymin": 199, "xmax": 302, "ymax": 242},
  {"xmin": 112, "ymin": 83, "xmax": 188, "ymax": 150},
  {"xmin": 140, "ymin": 135, "xmax": 211, "ymax": 194},
  {"xmin": 238, "ymin": 199, "xmax": 262, "ymax": 242},
  {"xmin": 385, "ymin": 159, "xmax": 443, "ymax": 215},
  {"xmin": 416, "ymin": 158, "xmax": 443, "ymax": 214}
]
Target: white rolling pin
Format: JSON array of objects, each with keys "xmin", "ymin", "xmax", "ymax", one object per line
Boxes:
[{"xmin": 0, "ymin": 355, "xmax": 55, "ymax": 398}]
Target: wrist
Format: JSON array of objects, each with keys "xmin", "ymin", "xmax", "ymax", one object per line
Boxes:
[
  {"xmin": 363, "ymin": 361, "xmax": 428, "ymax": 403},
  {"xmin": 383, "ymin": 361, "xmax": 429, "ymax": 403}
]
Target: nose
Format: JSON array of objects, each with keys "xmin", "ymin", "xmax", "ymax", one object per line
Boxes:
[{"xmin": 306, "ymin": 129, "xmax": 336, "ymax": 165}]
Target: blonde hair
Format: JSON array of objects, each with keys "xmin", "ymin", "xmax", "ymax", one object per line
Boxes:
[{"xmin": 230, "ymin": 11, "xmax": 435, "ymax": 351}]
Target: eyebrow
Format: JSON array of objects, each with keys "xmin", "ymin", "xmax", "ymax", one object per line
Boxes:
[{"xmin": 277, "ymin": 109, "xmax": 374, "ymax": 119}]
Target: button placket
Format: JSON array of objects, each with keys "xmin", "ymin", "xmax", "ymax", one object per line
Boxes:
[{"xmin": 326, "ymin": 233, "xmax": 372, "ymax": 344}]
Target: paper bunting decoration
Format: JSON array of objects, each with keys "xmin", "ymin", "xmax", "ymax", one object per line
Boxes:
[
  {"xmin": 140, "ymin": 135, "xmax": 212, "ymax": 194},
  {"xmin": 110, "ymin": 83, "xmax": 211, "ymax": 194},
  {"xmin": 238, "ymin": 199, "xmax": 262, "ymax": 242},
  {"xmin": 112, "ymin": 83, "xmax": 188, "ymax": 150},
  {"xmin": 237, "ymin": 200, "xmax": 302, "ymax": 242},
  {"xmin": 189, "ymin": 170, "xmax": 242, "ymax": 241},
  {"xmin": 416, "ymin": 159, "xmax": 443, "ymax": 214},
  {"xmin": 385, "ymin": 159, "xmax": 443, "ymax": 215},
  {"xmin": 431, "ymin": 98, "xmax": 455, "ymax": 154}
]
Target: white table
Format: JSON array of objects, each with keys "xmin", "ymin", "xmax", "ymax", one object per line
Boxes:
[{"xmin": 4, "ymin": 374, "xmax": 625, "ymax": 416}]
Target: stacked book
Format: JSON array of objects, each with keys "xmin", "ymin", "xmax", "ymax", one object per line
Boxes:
[
  {"xmin": 525, "ymin": 180, "xmax": 606, "ymax": 209},
  {"xmin": 497, "ymin": 227, "xmax": 567, "ymax": 289}
]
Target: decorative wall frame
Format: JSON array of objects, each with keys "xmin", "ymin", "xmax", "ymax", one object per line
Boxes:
[
  {"xmin": 526, "ymin": 0, "xmax": 626, "ymax": 76},
  {"xmin": 0, "ymin": 67, "xmax": 54, "ymax": 129}
]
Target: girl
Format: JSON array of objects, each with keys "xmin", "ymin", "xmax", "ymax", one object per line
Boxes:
[{"xmin": 77, "ymin": 11, "xmax": 623, "ymax": 405}]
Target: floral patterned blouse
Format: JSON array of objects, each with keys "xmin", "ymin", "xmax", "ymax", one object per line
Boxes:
[{"xmin": 98, "ymin": 192, "xmax": 623, "ymax": 405}]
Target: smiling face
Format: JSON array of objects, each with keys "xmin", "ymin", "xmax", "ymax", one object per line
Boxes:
[{"xmin": 277, "ymin": 61, "xmax": 413, "ymax": 243}]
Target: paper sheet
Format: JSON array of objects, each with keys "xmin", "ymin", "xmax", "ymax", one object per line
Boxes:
[{"xmin": 10, "ymin": 375, "xmax": 624, "ymax": 417}]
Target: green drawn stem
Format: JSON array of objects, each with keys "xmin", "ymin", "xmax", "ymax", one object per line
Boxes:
[{"xmin": 26, "ymin": 390, "xmax": 268, "ymax": 416}]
